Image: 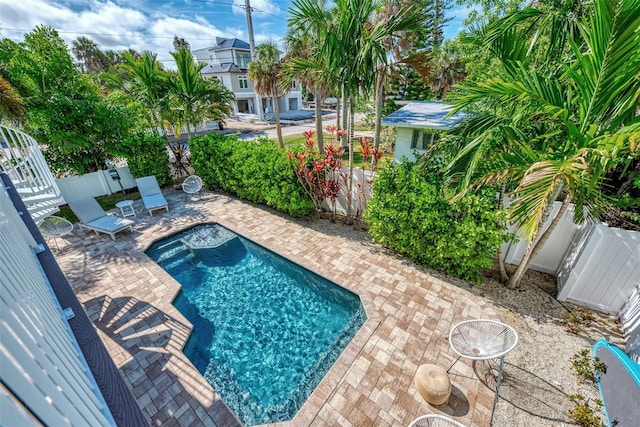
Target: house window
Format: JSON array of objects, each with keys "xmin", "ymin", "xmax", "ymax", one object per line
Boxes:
[
  {"xmin": 236, "ymin": 52, "xmax": 251, "ymax": 68},
  {"xmin": 238, "ymin": 75, "xmax": 248, "ymax": 89},
  {"xmin": 291, "ymin": 80, "xmax": 298, "ymax": 90},
  {"xmin": 411, "ymin": 129, "xmax": 439, "ymax": 149}
]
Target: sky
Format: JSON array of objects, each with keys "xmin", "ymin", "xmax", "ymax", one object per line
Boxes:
[{"xmin": 0, "ymin": 0, "xmax": 471, "ymax": 69}]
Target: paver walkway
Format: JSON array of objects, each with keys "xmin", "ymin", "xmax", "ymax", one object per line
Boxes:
[{"xmin": 54, "ymin": 190, "xmax": 500, "ymax": 427}]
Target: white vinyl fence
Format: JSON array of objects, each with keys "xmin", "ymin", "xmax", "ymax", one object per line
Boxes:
[
  {"xmin": 620, "ymin": 284, "xmax": 640, "ymax": 363},
  {"xmin": 0, "ymin": 184, "xmax": 114, "ymax": 426},
  {"xmin": 557, "ymin": 223, "xmax": 640, "ymax": 314},
  {"xmin": 501, "ymin": 202, "xmax": 585, "ymax": 275},
  {"xmin": 326, "ymin": 167, "xmax": 374, "ymax": 217},
  {"xmin": 56, "ymin": 167, "xmax": 137, "ymax": 202}
]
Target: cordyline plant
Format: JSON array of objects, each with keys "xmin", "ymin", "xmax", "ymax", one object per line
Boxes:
[
  {"xmin": 354, "ymin": 137, "xmax": 384, "ymax": 220},
  {"xmin": 287, "ymin": 128, "xmax": 345, "ymax": 220}
]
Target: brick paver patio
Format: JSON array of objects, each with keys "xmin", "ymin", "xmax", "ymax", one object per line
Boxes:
[{"xmin": 54, "ymin": 190, "xmax": 500, "ymax": 427}]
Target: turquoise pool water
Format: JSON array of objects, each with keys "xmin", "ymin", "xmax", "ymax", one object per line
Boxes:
[{"xmin": 146, "ymin": 224, "xmax": 366, "ymax": 425}]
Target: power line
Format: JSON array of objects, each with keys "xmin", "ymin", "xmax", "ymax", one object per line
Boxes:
[{"xmin": 1, "ymin": 28, "xmax": 224, "ymax": 41}]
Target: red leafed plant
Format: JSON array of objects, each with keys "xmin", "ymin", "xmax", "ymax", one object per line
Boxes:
[
  {"xmin": 355, "ymin": 137, "xmax": 383, "ymax": 220},
  {"xmin": 288, "ymin": 129, "xmax": 344, "ymax": 220}
]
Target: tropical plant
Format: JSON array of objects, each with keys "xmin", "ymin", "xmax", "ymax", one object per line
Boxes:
[
  {"xmin": 71, "ymin": 36, "xmax": 104, "ymax": 73},
  {"xmin": 0, "ymin": 76, "xmax": 25, "ymax": 122},
  {"xmin": 112, "ymin": 50, "xmax": 170, "ymax": 132},
  {"xmin": 366, "ymin": 160, "xmax": 507, "ymax": 281},
  {"xmin": 169, "ymin": 48, "xmax": 234, "ymax": 138},
  {"xmin": 288, "ymin": 129, "xmax": 345, "ymax": 219},
  {"xmin": 447, "ymin": 0, "xmax": 640, "ymax": 288},
  {"xmin": 285, "ymin": 2, "xmax": 334, "ymax": 152},
  {"xmin": 248, "ymin": 42, "xmax": 285, "ymax": 148},
  {"xmin": 289, "ymin": 0, "xmax": 425, "ymax": 224}
]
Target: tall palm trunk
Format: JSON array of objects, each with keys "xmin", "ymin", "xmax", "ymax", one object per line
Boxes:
[
  {"xmin": 373, "ymin": 66, "xmax": 385, "ymax": 152},
  {"xmin": 272, "ymin": 92, "xmax": 284, "ymax": 148},
  {"xmin": 336, "ymin": 95, "xmax": 341, "ymax": 131},
  {"xmin": 314, "ymin": 86, "xmax": 324, "ymax": 153},
  {"xmin": 341, "ymin": 85, "xmax": 348, "ymax": 145},
  {"xmin": 345, "ymin": 93, "xmax": 355, "ymax": 225},
  {"xmin": 507, "ymin": 185, "xmax": 569, "ymax": 288},
  {"xmin": 496, "ymin": 181, "xmax": 509, "ymax": 283}
]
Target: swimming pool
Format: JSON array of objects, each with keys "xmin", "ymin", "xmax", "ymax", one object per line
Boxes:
[{"xmin": 146, "ymin": 224, "xmax": 366, "ymax": 425}]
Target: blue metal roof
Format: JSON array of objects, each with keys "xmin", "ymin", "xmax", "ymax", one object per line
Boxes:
[
  {"xmin": 211, "ymin": 38, "xmax": 250, "ymax": 51},
  {"xmin": 382, "ymin": 101, "xmax": 466, "ymax": 129},
  {"xmin": 200, "ymin": 63, "xmax": 245, "ymax": 73}
]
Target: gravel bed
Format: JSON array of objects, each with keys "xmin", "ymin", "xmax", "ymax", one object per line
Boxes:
[{"xmin": 296, "ymin": 216, "xmax": 624, "ymax": 426}]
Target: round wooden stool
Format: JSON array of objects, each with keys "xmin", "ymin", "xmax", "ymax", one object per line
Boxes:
[{"xmin": 415, "ymin": 364, "xmax": 451, "ymax": 405}]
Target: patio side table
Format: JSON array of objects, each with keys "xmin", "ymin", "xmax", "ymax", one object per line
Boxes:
[
  {"xmin": 448, "ymin": 319, "xmax": 518, "ymax": 409},
  {"xmin": 116, "ymin": 200, "xmax": 136, "ymax": 218}
]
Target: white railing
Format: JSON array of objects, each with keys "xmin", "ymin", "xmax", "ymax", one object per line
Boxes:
[
  {"xmin": 0, "ymin": 125, "xmax": 64, "ymax": 222},
  {"xmin": 0, "ymin": 182, "xmax": 115, "ymax": 426}
]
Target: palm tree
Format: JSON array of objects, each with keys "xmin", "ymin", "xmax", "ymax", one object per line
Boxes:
[
  {"xmin": 0, "ymin": 77, "xmax": 25, "ymax": 122},
  {"xmin": 447, "ymin": 0, "xmax": 640, "ymax": 288},
  {"xmin": 290, "ymin": 0, "xmax": 425, "ymax": 223},
  {"xmin": 286, "ymin": 0, "xmax": 335, "ymax": 152},
  {"xmin": 115, "ymin": 51, "xmax": 170, "ymax": 132},
  {"xmin": 71, "ymin": 36, "xmax": 104, "ymax": 73},
  {"xmin": 248, "ymin": 42, "xmax": 285, "ymax": 148},
  {"xmin": 169, "ymin": 48, "xmax": 234, "ymax": 138},
  {"xmin": 430, "ymin": 41, "xmax": 466, "ymax": 100}
]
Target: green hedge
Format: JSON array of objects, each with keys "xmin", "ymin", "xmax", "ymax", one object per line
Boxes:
[
  {"xmin": 190, "ymin": 133, "xmax": 314, "ymax": 217},
  {"xmin": 114, "ymin": 132, "xmax": 171, "ymax": 186},
  {"xmin": 365, "ymin": 161, "xmax": 507, "ymax": 282}
]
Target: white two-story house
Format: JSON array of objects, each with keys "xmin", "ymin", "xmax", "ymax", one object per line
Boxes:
[{"xmin": 194, "ymin": 38, "xmax": 302, "ymax": 121}]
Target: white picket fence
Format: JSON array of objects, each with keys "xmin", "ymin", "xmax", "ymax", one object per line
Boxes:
[{"xmin": 0, "ymin": 182, "xmax": 115, "ymax": 426}]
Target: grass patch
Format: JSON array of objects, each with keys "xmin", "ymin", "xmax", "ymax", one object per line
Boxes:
[
  {"xmin": 353, "ymin": 124, "xmax": 374, "ymax": 131},
  {"xmin": 56, "ymin": 191, "xmax": 141, "ymax": 223}
]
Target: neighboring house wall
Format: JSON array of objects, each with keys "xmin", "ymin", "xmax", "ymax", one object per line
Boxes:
[
  {"xmin": 393, "ymin": 127, "xmax": 439, "ymax": 162},
  {"xmin": 196, "ymin": 39, "xmax": 302, "ymax": 120}
]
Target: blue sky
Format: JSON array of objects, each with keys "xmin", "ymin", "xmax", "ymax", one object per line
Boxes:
[{"xmin": 0, "ymin": 0, "xmax": 471, "ymax": 68}]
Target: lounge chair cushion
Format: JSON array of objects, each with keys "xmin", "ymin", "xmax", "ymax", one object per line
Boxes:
[
  {"xmin": 142, "ymin": 194, "xmax": 168, "ymax": 211},
  {"xmin": 71, "ymin": 197, "xmax": 107, "ymax": 224},
  {"xmin": 136, "ymin": 176, "xmax": 168, "ymax": 214},
  {"xmin": 85, "ymin": 216, "xmax": 134, "ymax": 232}
]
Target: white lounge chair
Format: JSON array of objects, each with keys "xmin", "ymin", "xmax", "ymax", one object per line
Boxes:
[
  {"xmin": 69, "ymin": 197, "xmax": 134, "ymax": 240},
  {"xmin": 136, "ymin": 176, "xmax": 169, "ymax": 216}
]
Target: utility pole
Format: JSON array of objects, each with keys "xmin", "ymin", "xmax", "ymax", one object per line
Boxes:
[{"xmin": 244, "ymin": 0, "xmax": 256, "ymax": 60}]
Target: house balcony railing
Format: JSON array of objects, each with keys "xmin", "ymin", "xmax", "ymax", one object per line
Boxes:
[{"xmin": 0, "ymin": 124, "xmax": 65, "ymax": 222}]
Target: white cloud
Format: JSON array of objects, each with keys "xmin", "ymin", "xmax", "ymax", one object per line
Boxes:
[
  {"xmin": 231, "ymin": 0, "xmax": 281, "ymax": 18},
  {"xmin": 0, "ymin": 0, "xmax": 287, "ymax": 69}
]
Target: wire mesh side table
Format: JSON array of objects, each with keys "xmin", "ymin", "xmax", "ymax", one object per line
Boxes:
[
  {"xmin": 447, "ymin": 320, "xmax": 518, "ymax": 411},
  {"xmin": 408, "ymin": 414, "xmax": 466, "ymax": 427}
]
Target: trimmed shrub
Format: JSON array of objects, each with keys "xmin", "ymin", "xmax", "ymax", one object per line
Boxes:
[
  {"xmin": 365, "ymin": 161, "xmax": 507, "ymax": 282},
  {"xmin": 115, "ymin": 131, "xmax": 171, "ymax": 186},
  {"xmin": 190, "ymin": 133, "xmax": 314, "ymax": 217}
]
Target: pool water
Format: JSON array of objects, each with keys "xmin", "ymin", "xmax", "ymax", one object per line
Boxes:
[{"xmin": 146, "ymin": 224, "xmax": 366, "ymax": 425}]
